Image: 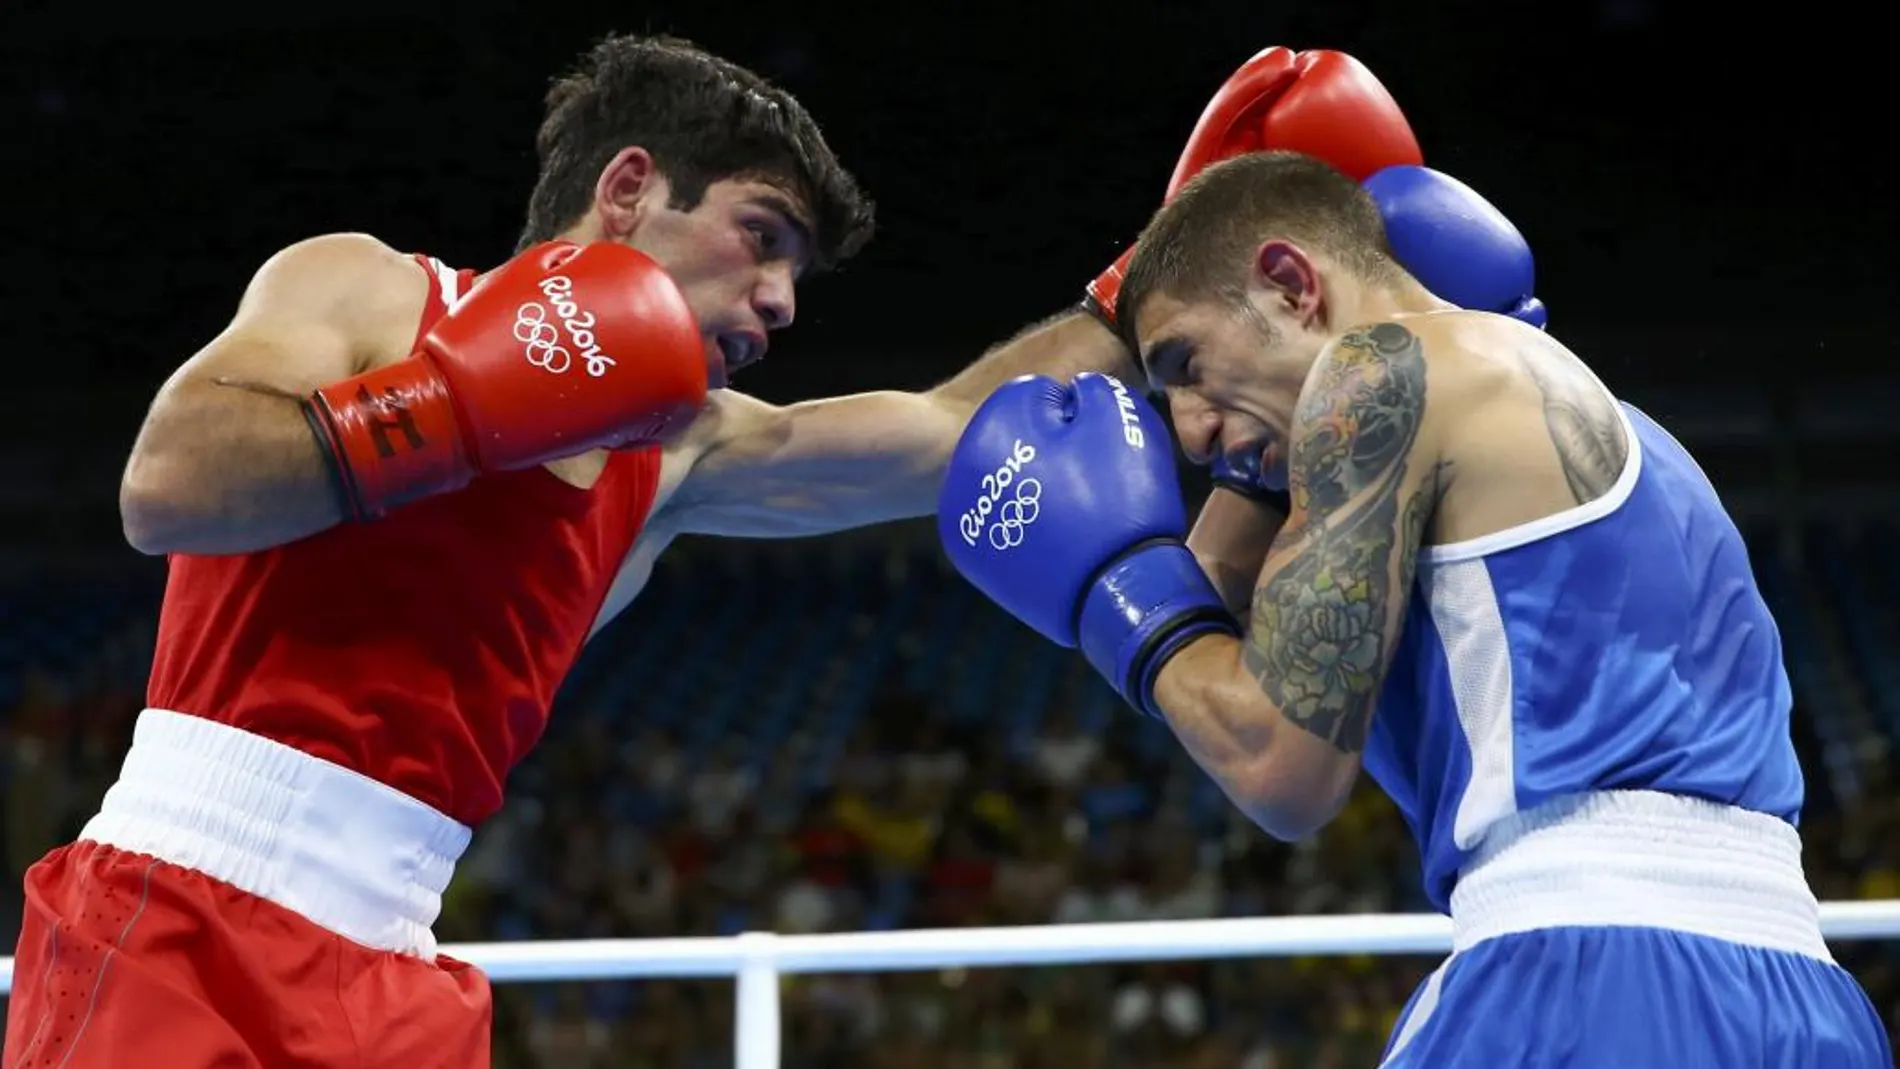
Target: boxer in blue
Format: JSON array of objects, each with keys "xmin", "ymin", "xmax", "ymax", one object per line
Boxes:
[{"xmin": 937, "ymin": 151, "xmax": 1891, "ymax": 1066}]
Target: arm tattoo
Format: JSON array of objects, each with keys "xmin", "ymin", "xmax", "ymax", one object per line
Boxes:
[
  {"xmin": 1402, "ymin": 460, "xmax": 1450, "ymax": 573},
  {"xmin": 1243, "ymin": 323, "xmax": 1431, "ymax": 754},
  {"xmin": 1520, "ymin": 354, "xmax": 1627, "ymax": 504}
]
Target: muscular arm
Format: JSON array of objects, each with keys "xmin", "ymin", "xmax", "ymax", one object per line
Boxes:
[
  {"xmin": 663, "ymin": 311, "xmax": 1136, "ymax": 537},
  {"xmin": 119, "ymin": 234, "xmax": 421, "ymax": 555},
  {"xmin": 1151, "ymin": 323, "xmax": 1445, "ymax": 840},
  {"xmin": 1188, "ymin": 488, "xmax": 1289, "ymax": 617}
]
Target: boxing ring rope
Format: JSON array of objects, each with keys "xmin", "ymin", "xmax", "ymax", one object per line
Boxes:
[{"xmin": 4, "ymin": 902, "xmax": 1900, "ymax": 1066}]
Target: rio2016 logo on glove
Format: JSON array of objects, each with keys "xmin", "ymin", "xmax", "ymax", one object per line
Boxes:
[
  {"xmin": 514, "ymin": 303, "xmax": 573, "ymax": 374},
  {"xmin": 957, "ymin": 438, "xmax": 1039, "ymax": 549},
  {"xmin": 513, "ymin": 276, "xmax": 619, "ymax": 378}
]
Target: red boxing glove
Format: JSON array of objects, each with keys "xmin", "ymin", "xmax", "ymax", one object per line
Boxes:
[
  {"xmin": 304, "ymin": 241, "xmax": 709, "ymax": 520},
  {"xmin": 1085, "ymin": 47, "xmax": 1425, "ymax": 328}
]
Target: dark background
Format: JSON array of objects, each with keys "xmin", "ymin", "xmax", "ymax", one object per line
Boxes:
[
  {"xmin": 1, "ymin": 0, "xmax": 1894, "ymax": 571},
  {"xmin": 1, "ymin": 3, "xmax": 1898, "ymax": 1064}
]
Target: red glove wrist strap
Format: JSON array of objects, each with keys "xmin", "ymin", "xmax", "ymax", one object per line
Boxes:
[{"xmin": 305, "ymin": 357, "xmax": 472, "ymax": 520}]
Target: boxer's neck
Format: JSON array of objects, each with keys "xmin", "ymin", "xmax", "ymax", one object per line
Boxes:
[{"xmin": 1327, "ymin": 273, "xmax": 1455, "ymax": 332}]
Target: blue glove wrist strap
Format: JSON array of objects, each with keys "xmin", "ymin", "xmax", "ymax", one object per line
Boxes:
[{"xmin": 1077, "ymin": 541, "xmax": 1240, "ymax": 720}]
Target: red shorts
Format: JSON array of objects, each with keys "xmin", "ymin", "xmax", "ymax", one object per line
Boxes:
[
  {"xmin": 4, "ymin": 842, "xmax": 491, "ymax": 1068},
  {"xmin": 5, "ymin": 710, "xmax": 488, "ymax": 1068}
]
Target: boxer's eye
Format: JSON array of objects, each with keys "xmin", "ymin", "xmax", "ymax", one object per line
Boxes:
[
  {"xmin": 745, "ymin": 222, "xmax": 777, "ymax": 256},
  {"xmin": 1146, "ymin": 339, "xmax": 1192, "ymax": 389}
]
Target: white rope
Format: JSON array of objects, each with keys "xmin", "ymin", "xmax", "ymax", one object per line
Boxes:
[
  {"xmin": 452, "ymin": 911, "xmax": 1458, "ymax": 983},
  {"xmin": 462, "ymin": 899, "xmax": 1900, "ymax": 981},
  {"xmin": 5, "ymin": 900, "xmax": 1894, "ymax": 993}
]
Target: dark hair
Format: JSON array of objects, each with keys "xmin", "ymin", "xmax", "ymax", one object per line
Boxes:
[
  {"xmin": 1117, "ymin": 150, "xmax": 1399, "ymax": 345},
  {"xmin": 517, "ymin": 34, "xmax": 875, "ymax": 271}
]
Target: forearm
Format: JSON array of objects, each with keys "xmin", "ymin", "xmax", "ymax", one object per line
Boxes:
[
  {"xmin": 927, "ymin": 311, "xmax": 1137, "ymax": 416},
  {"xmin": 1149, "ymin": 634, "xmax": 1359, "ymax": 841},
  {"xmin": 1188, "ymin": 489, "xmax": 1288, "ymax": 616},
  {"xmin": 120, "ymin": 377, "xmax": 346, "ymax": 555},
  {"xmin": 670, "ymin": 311, "xmax": 1139, "ymax": 539}
]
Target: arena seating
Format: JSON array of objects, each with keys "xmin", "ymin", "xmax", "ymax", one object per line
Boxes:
[{"xmin": 0, "ymin": 524, "xmax": 1894, "ymax": 1065}]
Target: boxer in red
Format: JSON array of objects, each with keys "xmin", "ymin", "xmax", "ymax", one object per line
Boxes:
[{"xmin": 4, "ymin": 35, "xmax": 1430, "ymax": 1068}]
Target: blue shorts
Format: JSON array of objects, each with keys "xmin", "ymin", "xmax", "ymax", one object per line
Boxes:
[{"xmin": 1379, "ymin": 926, "xmax": 1890, "ymax": 1067}]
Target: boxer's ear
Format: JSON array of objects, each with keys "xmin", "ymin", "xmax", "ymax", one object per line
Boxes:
[
  {"xmin": 1254, "ymin": 240, "xmax": 1324, "ymax": 328},
  {"xmin": 595, "ymin": 147, "xmax": 660, "ymax": 240}
]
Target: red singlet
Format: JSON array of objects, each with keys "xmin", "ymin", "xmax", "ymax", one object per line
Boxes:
[{"xmin": 146, "ymin": 255, "xmax": 662, "ymax": 827}]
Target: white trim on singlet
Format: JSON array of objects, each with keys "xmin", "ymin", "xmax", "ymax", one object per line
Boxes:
[
  {"xmin": 425, "ymin": 255, "xmax": 466, "ymax": 310},
  {"xmin": 1424, "ymin": 558, "xmax": 1522, "ymax": 849}
]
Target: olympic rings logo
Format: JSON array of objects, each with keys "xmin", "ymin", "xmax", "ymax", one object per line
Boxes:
[
  {"xmin": 987, "ymin": 477, "xmax": 1042, "ymax": 550},
  {"xmin": 956, "ymin": 438, "xmax": 1039, "ymax": 550},
  {"xmin": 514, "ymin": 302, "xmax": 573, "ymax": 374}
]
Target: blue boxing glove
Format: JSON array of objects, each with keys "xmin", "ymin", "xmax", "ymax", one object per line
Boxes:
[
  {"xmin": 938, "ymin": 373, "xmax": 1238, "ymax": 719},
  {"xmin": 1210, "ymin": 446, "xmax": 1290, "ymax": 512},
  {"xmin": 1365, "ymin": 165, "xmax": 1548, "ymax": 329}
]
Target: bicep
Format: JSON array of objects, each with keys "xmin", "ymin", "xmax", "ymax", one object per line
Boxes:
[
  {"xmin": 668, "ymin": 389, "xmax": 964, "ymax": 538},
  {"xmin": 118, "ymin": 235, "xmax": 420, "ymax": 551},
  {"xmin": 171, "ymin": 234, "xmax": 399, "ymax": 395},
  {"xmin": 1244, "ymin": 322, "xmax": 1443, "ymax": 756},
  {"xmin": 125, "ymin": 234, "xmax": 417, "ymax": 492},
  {"xmin": 134, "ymin": 234, "xmax": 415, "ymax": 457}
]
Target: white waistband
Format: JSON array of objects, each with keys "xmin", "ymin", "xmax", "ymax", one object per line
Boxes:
[
  {"xmin": 1449, "ymin": 790, "xmax": 1830, "ymax": 961},
  {"xmin": 79, "ymin": 708, "xmax": 471, "ymax": 957}
]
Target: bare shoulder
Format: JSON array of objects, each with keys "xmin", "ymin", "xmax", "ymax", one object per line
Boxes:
[
  {"xmin": 1297, "ymin": 312, "xmax": 1576, "ymax": 426},
  {"xmin": 1292, "ymin": 319, "xmax": 1439, "ymax": 471},
  {"xmin": 1338, "ymin": 311, "xmax": 1519, "ymax": 406},
  {"xmin": 1514, "ymin": 332, "xmax": 1629, "ymax": 506},
  {"xmin": 1281, "ymin": 321, "xmax": 1445, "ymax": 547},
  {"xmin": 1397, "ymin": 311, "xmax": 1631, "ymax": 535},
  {"xmin": 214, "ymin": 232, "xmax": 435, "ymax": 378},
  {"xmin": 236, "ymin": 233, "xmax": 430, "ymax": 334}
]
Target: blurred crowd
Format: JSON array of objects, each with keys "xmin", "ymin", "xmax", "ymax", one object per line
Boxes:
[{"xmin": 3, "ymin": 664, "xmax": 1895, "ymax": 1067}]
